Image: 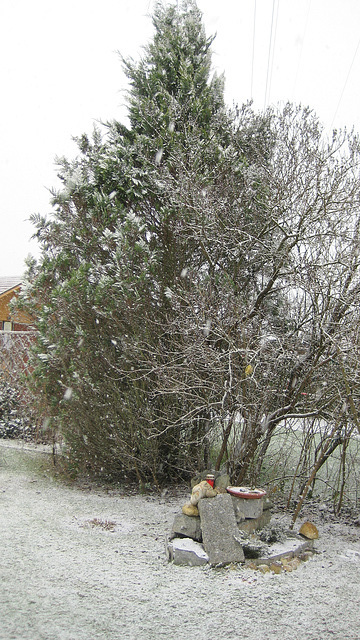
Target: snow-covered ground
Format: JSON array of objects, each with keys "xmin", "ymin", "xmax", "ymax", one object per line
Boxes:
[{"xmin": 0, "ymin": 440, "xmax": 359, "ymax": 640}]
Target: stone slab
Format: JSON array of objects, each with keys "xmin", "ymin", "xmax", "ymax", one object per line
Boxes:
[
  {"xmin": 245, "ymin": 536, "xmax": 314, "ymax": 567},
  {"xmin": 231, "ymin": 495, "xmax": 263, "ymax": 520},
  {"xmin": 167, "ymin": 537, "xmax": 209, "ymax": 566},
  {"xmin": 171, "ymin": 514, "xmax": 202, "ymax": 542},
  {"xmin": 198, "ymin": 494, "xmax": 245, "ymax": 566}
]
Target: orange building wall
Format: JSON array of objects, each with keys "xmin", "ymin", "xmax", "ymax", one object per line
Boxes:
[{"xmin": 0, "ymin": 288, "xmax": 33, "ymax": 327}]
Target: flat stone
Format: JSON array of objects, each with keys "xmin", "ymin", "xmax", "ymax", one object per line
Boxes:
[
  {"xmin": 167, "ymin": 537, "xmax": 209, "ymax": 566},
  {"xmin": 231, "ymin": 495, "xmax": 264, "ymax": 519},
  {"xmin": 198, "ymin": 493, "xmax": 245, "ymax": 566},
  {"xmin": 171, "ymin": 514, "xmax": 202, "ymax": 542},
  {"xmin": 248, "ymin": 536, "xmax": 314, "ymax": 566}
]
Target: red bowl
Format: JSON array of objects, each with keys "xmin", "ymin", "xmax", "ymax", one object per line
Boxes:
[{"xmin": 226, "ymin": 486, "xmax": 266, "ymax": 499}]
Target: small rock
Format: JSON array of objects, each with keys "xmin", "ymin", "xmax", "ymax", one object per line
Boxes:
[
  {"xmin": 299, "ymin": 521, "xmax": 319, "ymax": 540},
  {"xmin": 289, "ymin": 557, "xmax": 301, "ymax": 570},
  {"xmin": 257, "ymin": 564, "xmax": 270, "ymax": 574},
  {"xmin": 182, "ymin": 503, "xmax": 199, "ymax": 517},
  {"xmin": 215, "ymin": 486, "xmax": 227, "ymax": 494},
  {"xmin": 270, "ymin": 562, "xmax": 282, "ymax": 574}
]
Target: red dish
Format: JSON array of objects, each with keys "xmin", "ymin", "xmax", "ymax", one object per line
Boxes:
[{"xmin": 226, "ymin": 486, "xmax": 266, "ymax": 499}]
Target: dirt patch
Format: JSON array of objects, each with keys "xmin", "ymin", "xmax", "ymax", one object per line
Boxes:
[{"xmin": 0, "ymin": 440, "xmax": 359, "ymax": 640}]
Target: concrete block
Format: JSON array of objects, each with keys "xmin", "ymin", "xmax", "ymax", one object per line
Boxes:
[
  {"xmin": 171, "ymin": 514, "xmax": 202, "ymax": 542},
  {"xmin": 238, "ymin": 509, "xmax": 271, "ymax": 534},
  {"xmin": 167, "ymin": 537, "xmax": 209, "ymax": 566},
  {"xmin": 231, "ymin": 495, "xmax": 263, "ymax": 520},
  {"xmin": 198, "ymin": 493, "xmax": 245, "ymax": 566}
]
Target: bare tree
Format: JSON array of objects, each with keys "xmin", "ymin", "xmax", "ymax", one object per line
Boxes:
[{"xmin": 121, "ymin": 104, "xmax": 360, "ymax": 488}]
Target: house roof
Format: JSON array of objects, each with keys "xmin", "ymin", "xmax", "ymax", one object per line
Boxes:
[{"xmin": 0, "ymin": 277, "xmax": 22, "ymax": 296}]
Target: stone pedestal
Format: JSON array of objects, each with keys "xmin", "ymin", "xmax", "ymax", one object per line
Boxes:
[{"xmin": 231, "ymin": 495, "xmax": 264, "ymax": 521}]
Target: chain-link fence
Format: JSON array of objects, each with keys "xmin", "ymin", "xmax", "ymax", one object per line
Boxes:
[
  {"xmin": 0, "ymin": 331, "xmax": 38, "ymax": 439},
  {"xmin": 0, "ymin": 330, "xmax": 36, "ymax": 381}
]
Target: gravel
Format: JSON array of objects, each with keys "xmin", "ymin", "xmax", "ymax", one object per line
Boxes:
[{"xmin": 1, "ymin": 440, "xmax": 359, "ymax": 640}]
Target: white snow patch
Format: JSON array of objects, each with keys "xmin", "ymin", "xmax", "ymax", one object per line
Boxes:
[
  {"xmin": 171, "ymin": 537, "xmax": 209, "ymax": 559},
  {"xmin": 63, "ymin": 387, "xmax": 73, "ymax": 400}
]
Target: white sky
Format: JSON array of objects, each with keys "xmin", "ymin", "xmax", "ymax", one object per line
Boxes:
[{"xmin": 1, "ymin": 0, "xmax": 360, "ymax": 277}]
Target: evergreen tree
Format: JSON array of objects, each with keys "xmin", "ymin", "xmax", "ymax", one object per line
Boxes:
[{"xmin": 22, "ymin": 0, "xmax": 255, "ymax": 483}]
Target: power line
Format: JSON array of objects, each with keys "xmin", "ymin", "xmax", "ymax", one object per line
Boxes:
[
  {"xmin": 251, "ymin": 0, "xmax": 257, "ymax": 100},
  {"xmin": 331, "ymin": 35, "xmax": 360, "ymax": 130},
  {"xmin": 264, "ymin": 0, "xmax": 279, "ymax": 109},
  {"xmin": 267, "ymin": 0, "xmax": 280, "ymax": 106},
  {"xmin": 292, "ymin": 0, "xmax": 312, "ymax": 97}
]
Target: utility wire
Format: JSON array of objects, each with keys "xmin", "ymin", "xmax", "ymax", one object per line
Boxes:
[
  {"xmin": 264, "ymin": 0, "xmax": 278, "ymax": 109},
  {"xmin": 267, "ymin": 0, "xmax": 280, "ymax": 106},
  {"xmin": 331, "ymin": 35, "xmax": 360, "ymax": 130},
  {"xmin": 251, "ymin": 0, "xmax": 257, "ymax": 100},
  {"xmin": 292, "ymin": 0, "xmax": 312, "ymax": 96}
]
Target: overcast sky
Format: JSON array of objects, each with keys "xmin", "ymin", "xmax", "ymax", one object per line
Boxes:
[{"xmin": 1, "ymin": 0, "xmax": 360, "ymax": 278}]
